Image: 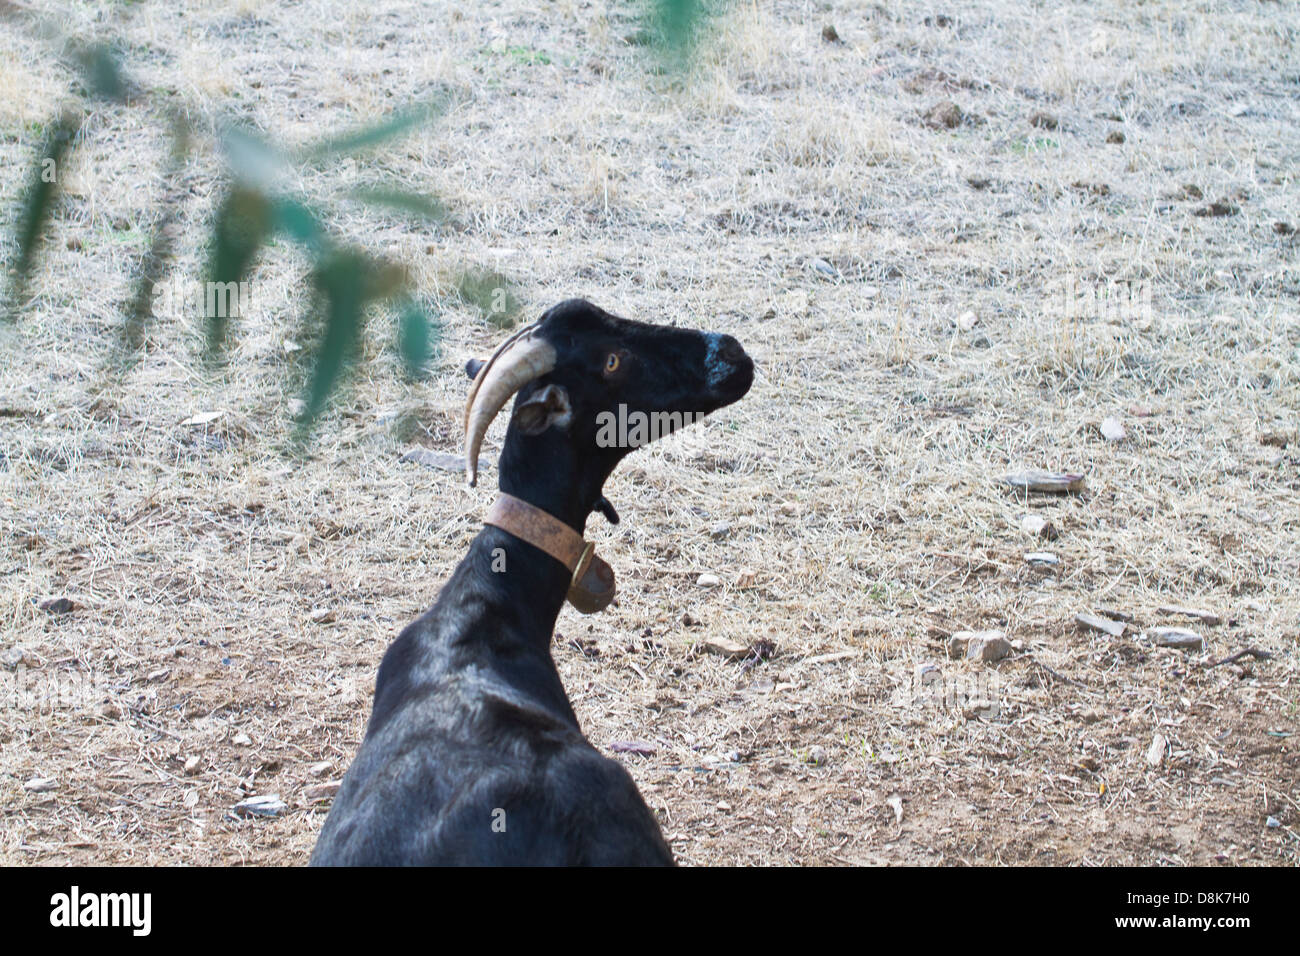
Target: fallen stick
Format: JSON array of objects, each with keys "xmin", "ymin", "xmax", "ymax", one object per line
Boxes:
[{"xmin": 1205, "ymin": 648, "xmax": 1274, "ymax": 669}]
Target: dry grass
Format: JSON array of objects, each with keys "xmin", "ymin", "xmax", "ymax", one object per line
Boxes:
[{"xmin": 1, "ymin": 0, "xmax": 1298, "ymax": 865}]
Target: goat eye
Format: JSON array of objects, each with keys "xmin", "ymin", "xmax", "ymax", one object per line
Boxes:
[{"xmin": 604, "ymin": 353, "xmax": 621, "ymax": 374}]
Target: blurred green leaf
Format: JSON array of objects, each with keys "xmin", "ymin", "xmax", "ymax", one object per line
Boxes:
[
  {"xmin": 396, "ymin": 296, "xmax": 440, "ymax": 379},
  {"xmin": 300, "ymin": 97, "xmax": 448, "ymax": 162},
  {"xmin": 204, "ymin": 187, "xmax": 273, "ymax": 353},
  {"xmin": 6, "ymin": 112, "xmax": 80, "ymax": 321},
  {"xmin": 219, "ymin": 125, "xmax": 289, "ymax": 190},
  {"xmin": 75, "ymin": 43, "xmax": 129, "ymax": 102},
  {"xmin": 455, "ymin": 267, "xmax": 521, "ymax": 330},
  {"xmin": 299, "ymin": 250, "xmax": 370, "ymax": 428},
  {"xmin": 650, "ymin": 0, "xmax": 710, "ymax": 62},
  {"xmin": 349, "ymin": 187, "xmax": 448, "ymax": 223},
  {"xmin": 271, "ymin": 197, "xmax": 329, "ymax": 254}
]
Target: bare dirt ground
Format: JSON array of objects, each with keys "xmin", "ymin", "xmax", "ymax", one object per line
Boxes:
[{"xmin": 1, "ymin": 0, "xmax": 1298, "ymax": 866}]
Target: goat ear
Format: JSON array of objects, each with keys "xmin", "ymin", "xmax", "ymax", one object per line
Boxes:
[
  {"xmin": 465, "ymin": 358, "xmax": 486, "ymax": 380},
  {"xmin": 512, "ymin": 384, "xmax": 572, "ymax": 435}
]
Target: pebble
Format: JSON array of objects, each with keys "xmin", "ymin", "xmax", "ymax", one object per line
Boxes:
[
  {"xmin": 1076, "ymin": 612, "xmax": 1126, "ymax": 638},
  {"xmin": 702, "ymin": 637, "xmax": 748, "ymax": 660},
  {"xmin": 949, "ymin": 630, "xmax": 1010, "ymax": 662},
  {"xmin": 1148, "ymin": 627, "xmax": 1204, "ymax": 651},
  {"xmin": 1100, "ymin": 417, "xmax": 1126, "ymax": 441},
  {"xmin": 1020, "ymin": 514, "xmax": 1058, "ymax": 540},
  {"xmin": 1146, "ymin": 734, "xmax": 1167, "ymax": 767},
  {"xmin": 1157, "ymin": 605, "xmax": 1221, "ymax": 627},
  {"xmin": 233, "ymin": 794, "xmax": 287, "ymax": 817}
]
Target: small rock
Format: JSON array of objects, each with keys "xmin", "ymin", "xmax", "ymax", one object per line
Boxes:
[
  {"xmin": 1157, "ymin": 605, "xmax": 1221, "ymax": 627},
  {"xmin": 303, "ymin": 781, "xmax": 342, "ymax": 802},
  {"xmin": 610, "ymin": 741, "xmax": 658, "ymax": 756},
  {"xmin": 232, "ymin": 732, "xmax": 253, "ymax": 747},
  {"xmin": 1029, "ymin": 110, "xmax": 1059, "ymax": 130},
  {"xmin": 183, "ymin": 755, "xmax": 202, "ymax": 775},
  {"xmin": 1076, "ymin": 612, "xmax": 1126, "ymax": 638},
  {"xmin": 287, "ymin": 398, "xmax": 308, "ymax": 418},
  {"xmin": 38, "ymin": 597, "xmax": 77, "ymax": 615},
  {"xmin": 1004, "ymin": 470, "xmax": 1086, "ymax": 494},
  {"xmin": 806, "ymin": 745, "xmax": 829, "ymax": 766},
  {"xmin": 821, "ymin": 24, "xmax": 842, "ymax": 44},
  {"xmin": 24, "ymin": 776, "xmax": 58, "ymax": 793},
  {"xmin": 1, "ymin": 647, "xmax": 26, "ymax": 670},
  {"xmin": 950, "ymin": 629, "xmax": 1009, "ymax": 662},
  {"xmin": 1106, "ymin": 129, "xmax": 1125, "ymax": 144},
  {"xmin": 310, "ymin": 608, "xmax": 337, "ymax": 625},
  {"xmin": 183, "ymin": 790, "xmax": 199, "ymax": 809},
  {"xmin": 696, "ymin": 573, "xmax": 721, "ymax": 588},
  {"xmin": 308, "ymin": 760, "xmax": 332, "ymax": 776},
  {"xmin": 1266, "ymin": 816, "xmax": 1281, "ymax": 829},
  {"xmin": 886, "ymin": 793, "xmax": 904, "ymax": 823},
  {"xmin": 709, "ymin": 521, "xmax": 732, "ymax": 540},
  {"xmin": 702, "ymin": 637, "xmax": 748, "ymax": 660},
  {"xmin": 180, "ymin": 410, "xmax": 224, "ymax": 427},
  {"xmin": 954, "ymin": 310, "xmax": 977, "ymax": 331},
  {"xmin": 233, "ymin": 794, "xmax": 287, "ymax": 817},
  {"xmin": 779, "ymin": 502, "xmax": 798, "ymax": 516},
  {"xmin": 809, "ymin": 257, "xmax": 837, "ymax": 278},
  {"xmin": 1147, "ymin": 627, "xmax": 1204, "ymax": 651},
  {"xmin": 1020, "ymin": 514, "xmax": 1059, "ymax": 540},
  {"xmin": 1025, "ymin": 551, "xmax": 1059, "ymax": 566},
  {"xmin": 1146, "ymin": 734, "xmax": 1167, "ymax": 767},
  {"xmin": 1100, "ymin": 416, "xmax": 1126, "ymax": 441},
  {"xmin": 966, "ymin": 632, "xmax": 1012, "ymax": 663}
]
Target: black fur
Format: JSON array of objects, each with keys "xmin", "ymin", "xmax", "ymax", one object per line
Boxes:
[{"xmin": 310, "ymin": 300, "xmax": 753, "ymax": 866}]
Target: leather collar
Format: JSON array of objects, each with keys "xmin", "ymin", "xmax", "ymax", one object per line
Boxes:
[{"xmin": 484, "ymin": 494, "xmax": 615, "ymax": 614}]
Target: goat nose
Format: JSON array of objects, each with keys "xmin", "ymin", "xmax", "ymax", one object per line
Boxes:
[{"xmin": 715, "ymin": 335, "xmax": 746, "ymax": 365}]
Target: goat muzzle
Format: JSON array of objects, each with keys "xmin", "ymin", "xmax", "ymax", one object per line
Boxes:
[{"xmin": 463, "ymin": 323, "xmax": 557, "ymax": 486}]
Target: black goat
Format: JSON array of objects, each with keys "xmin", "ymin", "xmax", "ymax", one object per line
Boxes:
[{"xmin": 310, "ymin": 299, "xmax": 753, "ymax": 866}]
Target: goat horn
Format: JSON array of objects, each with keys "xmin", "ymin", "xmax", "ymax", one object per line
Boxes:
[{"xmin": 463, "ymin": 324, "xmax": 556, "ymax": 486}]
